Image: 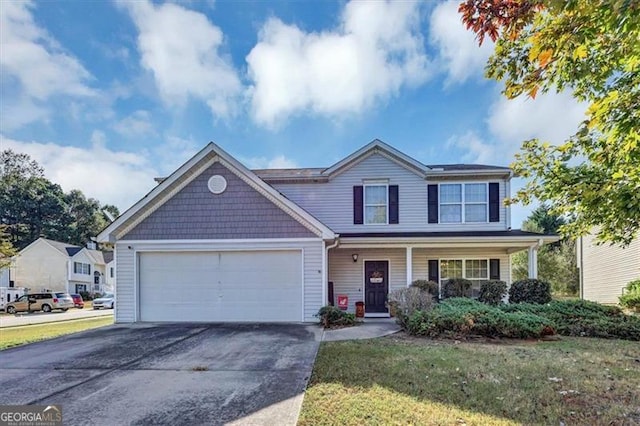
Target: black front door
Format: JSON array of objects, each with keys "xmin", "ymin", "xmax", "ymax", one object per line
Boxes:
[{"xmin": 364, "ymin": 261, "xmax": 389, "ymax": 313}]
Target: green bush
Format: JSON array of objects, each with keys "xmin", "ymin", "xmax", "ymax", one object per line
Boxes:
[
  {"xmin": 442, "ymin": 278, "xmax": 472, "ymax": 299},
  {"xmin": 478, "ymin": 280, "xmax": 507, "ymax": 305},
  {"xmin": 410, "ymin": 280, "xmax": 439, "ymax": 299},
  {"xmin": 316, "ymin": 306, "xmax": 356, "ymax": 328},
  {"xmin": 619, "ymin": 279, "xmax": 640, "ymax": 312},
  {"xmin": 508, "ymin": 279, "xmax": 552, "ymax": 304},
  {"xmin": 389, "ymin": 287, "xmax": 435, "ymax": 329},
  {"xmin": 79, "ymin": 291, "xmax": 93, "ymax": 301},
  {"xmin": 405, "ymin": 298, "xmax": 555, "ymax": 339},
  {"xmin": 500, "ymin": 300, "xmax": 640, "ymax": 340}
]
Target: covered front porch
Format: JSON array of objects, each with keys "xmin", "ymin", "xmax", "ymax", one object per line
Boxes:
[{"xmin": 326, "ymin": 233, "xmax": 556, "ymax": 316}]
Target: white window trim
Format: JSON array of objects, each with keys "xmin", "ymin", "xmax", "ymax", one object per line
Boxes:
[
  {"xmin": 73, "ymin": 262, "xmax": 91, "ymax": 275},
  {"xmin": 438, "ymin": 182, "xmax": 489, "ymax": 224},
  {"xmin": 439, "ymin": 258, "xmax": 490, "ymax": 283},
  {"xmin": 363, "ymin": 183, "xmax": 389, "ymax": 225}
]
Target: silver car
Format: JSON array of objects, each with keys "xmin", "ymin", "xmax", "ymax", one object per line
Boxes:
[{"xmin": 93, "ymin": 293, "xmax": 115, "ymax": 309}]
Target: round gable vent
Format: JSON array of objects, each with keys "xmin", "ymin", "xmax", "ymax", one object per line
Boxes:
[{"xmin": 207, "ymin": 175, "xmax": 227, "ymax": 194}]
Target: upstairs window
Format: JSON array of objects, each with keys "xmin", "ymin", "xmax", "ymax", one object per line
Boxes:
[
  {"xmin": 364, "ymin": 184, "xmax": 388, "ymax": 224},
  {"xmin": 73, "ymin": 262, "xmax": 91, "ymax": 275},
  {"xmin": 440, "ymin": 183, "xmax": 488, "ymax": 223}
]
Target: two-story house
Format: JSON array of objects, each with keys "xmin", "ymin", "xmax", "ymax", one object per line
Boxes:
[
  {"xmin": 97, "ymin": 140, "xmax": 556, "ymax": 323},
  {"xmin": 11, "ymin": 238, "xmax": 114, "ymax": 295}
]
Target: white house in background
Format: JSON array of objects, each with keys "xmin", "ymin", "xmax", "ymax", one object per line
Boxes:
[
  {"xmin": 0, "ymin": 267, "xmax": 10, "ymax": 287},
  {"xmin": 97, "ymin": 140, "xmax": 558, "ymax": 324},
  {"xmin": 11, "ymin": 238, "xmax": 114, "ymax": 294},
  {"xmin": 578, "ymin": 234, "xmax": 640, "ymax": 304}
]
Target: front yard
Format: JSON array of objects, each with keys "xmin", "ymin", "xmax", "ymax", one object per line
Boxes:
[
  {"xmin": 0, "ymin": 316, "xmax": 113, "ymax": 350},
  {"xmin": 299, "ymin": 335, "xmax": 640, "ymax": 425}
]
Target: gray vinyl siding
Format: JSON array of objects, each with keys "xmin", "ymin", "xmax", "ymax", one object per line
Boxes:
[
  {"xmin": 329, "ymin": 248, "xmax": 407, "ymax": 313},
  {"xmin": 580, "ymin": 234, "xmax": 640, "ymax": 304},
  {"xmin": 114, "ymin": 240, "xmax": 323, "ymax": 323},
  {"xmin": 273, "ymin": 153, "xmax": 508, "ymax": 233},
  {"xmin": 124, "ymin": 161, "xmax": 314, "ymax": 240},
  {"xmin": 114, "ymin": 243, "xmax": 136, "ymax": 323}
]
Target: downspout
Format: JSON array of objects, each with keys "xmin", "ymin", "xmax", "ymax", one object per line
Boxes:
[
  {"xmin": 578, "ymin": 236, "xmax": 584, "ymax": 300},
  {"xmin": 323, "ymin": 238, "xmax": 340, "ymax": 307}
]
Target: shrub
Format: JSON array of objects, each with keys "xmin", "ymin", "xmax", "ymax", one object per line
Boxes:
[
  {"xmin": 442, "ymin": 278, "xmax": 472, "ymax": 299},
  {"xmin": 389, "ymin": 287, "xmax": 435, "ymax": 329},
  {"xmin": 478, "ymin": 280, "xmax": 507, "ymax": 305},
  {"xmin": 405, "ymin": 298, "xmax": 554, "ymax": 339},
  {"xmin": 620, "ymin": 279, "xmax": 640, "ymax": 312},
  {"xmin": 316, "ymin": 306, "xmax": 356, "ymax": 328},
  {"xmin": 79, "ymin": 291, "xmax": 93, "ymax": 301},
  {"xmin": 508, "ymin": 279, "xmax": 552, "ymax": 304},
  {"xmin": 410, "ymin": 280, "xmax": 439, "ymax": 299},
  {"xmin": 500, "ymin": 300, "xmax": 640, "ymax": 340}
]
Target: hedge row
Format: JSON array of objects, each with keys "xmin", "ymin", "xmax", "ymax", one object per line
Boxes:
[{"xmin": 403, "ymin": 298, "xmax": 640, "ymax": 341}]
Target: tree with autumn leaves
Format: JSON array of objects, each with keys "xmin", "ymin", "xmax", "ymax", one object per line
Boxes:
[{"xmin": 460, "ymin": 0, "xmax": 640, "ymax": 245}]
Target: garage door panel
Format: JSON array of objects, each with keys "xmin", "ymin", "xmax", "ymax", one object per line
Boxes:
[{"xmin": 139, "ymin": 250, "xmax": 302, "ymax": 322}]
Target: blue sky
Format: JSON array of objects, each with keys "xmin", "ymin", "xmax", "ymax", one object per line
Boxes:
[{"xmin": 0, "ymin": 0, "xmax": 586, "ymax": 226}]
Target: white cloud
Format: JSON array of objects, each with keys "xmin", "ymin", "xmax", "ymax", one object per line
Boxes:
[
  {"xmin": 450, "ymin": 91, "xmax": 587, "ymax": 166},
  {"xmin": 446, "ymin": 131, "xmax": 496, "ymax": 164},
  {"xmin": 246, "ymin": 0, "xmax": 431, "ymax": 127},
  {"xmin": 0, "ymin": 1, "xmax": 96, "ymax": 129},
  {"xmin": 429, "ymin": 1, "xmax": 493, "ymax": 85},
  {"xmin": 113, "ymin": 110, "xmax": 157, "ymax": 137},
  {"xmin": 1, "ymin": 134, "xmax": 158, "ymax": 211},
  {"xmin": 119, "ymin": 0, "xmax": 242, "ymax": 119},
  {"xmin": 488, "ymin": 91, "xmax": 587, "ymax": 145}
]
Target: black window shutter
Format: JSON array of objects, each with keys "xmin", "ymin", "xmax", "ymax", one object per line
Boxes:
[
  {"xmin": 427, "ymin": 184, "xmax": 438, "ymax": 223},
  {"xmin": 353, "ymin": 186, "xmax": 363, "ymax": 224},
  {"xmin": 489, "ymin": 259, "xmax": 500, "ymax": 280},
  {"xmin": 428, "ymin": 259, "xmax": 439, "ymax": 282},
  {"xmin": 489, "ymin": 183, "xmax": 500, "ymax": 222},
  {"xmin": 389, "ymin": 185, "xmax": 399, "ymax": 224}
]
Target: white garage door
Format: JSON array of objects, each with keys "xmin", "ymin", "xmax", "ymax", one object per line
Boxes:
[{"xmin": 138, "ymin": 250, "xmax": 303, "ymax": 322}]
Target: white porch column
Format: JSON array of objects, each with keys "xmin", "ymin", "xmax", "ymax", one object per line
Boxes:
[
  {"xmin": 406, "ymin": 247, "xmax": 413, "ymax": 287},
  {"xmin": 528, "ymin": 245, "xmax": 538, "ymax": 279}
]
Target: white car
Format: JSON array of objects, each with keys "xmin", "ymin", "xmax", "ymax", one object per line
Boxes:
[{"xmin": 93, "ymin": 293, "xmax": 115, "ymax": 309}]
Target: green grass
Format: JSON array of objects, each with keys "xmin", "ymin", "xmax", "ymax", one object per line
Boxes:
[
  {"xmin": 299, "ymin": 335, "xmax": 640, "ymax": 425},
  {"xmin": 0, "ymin": 316, "xmax": 113, "ymax": 350}
]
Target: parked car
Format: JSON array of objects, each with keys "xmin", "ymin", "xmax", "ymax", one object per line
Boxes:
[
  {"xmin": 70, "ymin": 294, "xmax": 85, "ymax": 309},
  {"xmin": 5, "ymin": 292, "xmax": 74, "ymax": 314},
  {"xmin": 93, "ymin": 293, "xmax": 115, "ymax": 310}
]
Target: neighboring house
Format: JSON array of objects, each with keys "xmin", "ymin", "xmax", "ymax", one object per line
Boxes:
[
  {"xmin": 97, "ymin": 140, "xmax": 557, "ymax": 324},
  {"xmin": 577, "ymin": 234, "xmax": 640, "ymax": 304},
  {"xmin": 0, "ymin": 267, "xmax": 9, "ymax": 287},
  {"xmin": 11, "ymin": 238, "xmax": 114, "ymax": 294}
]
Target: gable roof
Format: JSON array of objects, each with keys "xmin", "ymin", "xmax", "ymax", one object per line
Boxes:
[
  {"xmin": 23, "ymin": 238, "xmax": 82, "ymax": 257},
  {"xmin": 322, "ymin": 139, "xmax": 430, "ymax": 178},
  {"xmin": 252, "ymin": 140, "xmax": 512, "ymax": 182},
  {"xmin": 96, "ymin": 142, "xmax": 337, "ymax": 242}
]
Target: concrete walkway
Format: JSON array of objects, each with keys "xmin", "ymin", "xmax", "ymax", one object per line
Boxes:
[
  {"xmin": 0, "ymin": 308, "xmax": 113, "ymax": 328},
  {"xmin": 322, "ymin": 318, "xmax": 401, "ymax": 341}
]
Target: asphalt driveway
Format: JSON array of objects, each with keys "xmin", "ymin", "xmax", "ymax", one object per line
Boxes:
[{"xmin": 0, "ymin": 323, "xmax": 321, "ymax": 425}]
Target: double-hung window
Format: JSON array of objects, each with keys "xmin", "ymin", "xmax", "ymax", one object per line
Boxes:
[
  {"xmin": 73, "ymin": 262, "xmax": 91, "ymax": 275},
  {"xmin": 440, "ymin": 259, "xmax": 489, "ymax": 297},
  {"xmin": 440, "ymin": 183, "xmax": 488, "ymax": 223},
  {"xmin": 364, "ymin": 184, "xmax": 388, "ymax": 224}
]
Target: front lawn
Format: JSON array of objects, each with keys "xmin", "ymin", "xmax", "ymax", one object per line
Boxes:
[
  {"xmin": 0, "ymin": 316, "xmax": 113, "ymax": 350},
  {"xmin": 299, "ymin": 335, "xmax": 640, "ymax": 425}
]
